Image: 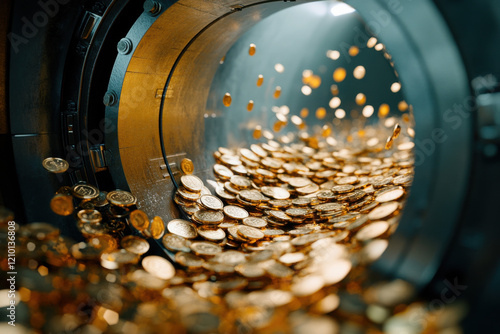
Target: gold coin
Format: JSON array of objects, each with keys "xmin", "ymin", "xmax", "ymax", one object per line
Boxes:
[
  {"xmin": 263, "ymin": 260, "xmax": 293, "ymax": 278},
  {"xmin": 393, "ymin": 174, "xmax": 413, "ymax": 185},
  {"xmin": 230, "ymin": 175, "xmax": 252, "ymax": 189},
  {"xmin": 248, "ymin": 43, "xmax": 256, "ymax": 56},
  {"xmin": 292, "ymin": 197, "xmax": 312, "ymax": 207},
  {"xmin": 288, "ymin": 177, "xmax": 311, "ymax": 188},
  {"xmin": 142, "ymin": 255, "xmax": 175, "ymax": 280},
  {"xmin": 177, "ymin": 186, "xmax": 201, "ymax": 201},
  {"xmin": 197, "ymin": 226, "xmax": 226, "ymax": 242},
  {"xmin": 50, "ymin": 194, "xmax": 74, "ymax": 216},
  {"xmin": 213, "ymin": 164, "xmax": 234, "ymax": 179},
  {"xmin": 385, "ymin": 136, "xmax": 394, "ymax": 150},
  {"xmin": 237, "ymin": 226, "xmax": 264, "ymax": 242},
  {"xmin": 227, "ymin": 225, "xmax": 247, "ymax": 242},
  {"xmin": 212, "ymin": 250, "xmax": 247, "ymax": 265},
  {"xmin": 129, "ymin": 209, "xmax": 150, "ymax": 231},
  {"xmin": 296, "ymin": 183, "xmax": 319, "ymax": 195},
  {"xmin": 175, "ymin": 252, "xmax": 204, "ymax": 269},
  {"xmin": 107, "ymin": 190, "xmax": 137, "ymax": 207},
  {"xmin": 93, "ymin": 191, "xmax": 109, "ymax": 208},
  {"xmin": 42, "ymin": 157, "xmax": 69, "ymax": 173},
  {"xmin": 368, "ymin": 201, "xmax": 399, "ymax": 220},
  {"xmin": 269, "ymin": 210, "xmax": 292, "ymax": 222},
  {"xmin": 216, "ymin": 186, "xmax": 236, "ymax": 200},
  {"xmin": 243, "ymin": 217, "xmax": 267, "ymax": 228},
  {"xmin": 260, "ymin": 186, "xmax": 290, "ymax": 200},
  {"xmin": 332, "ymin": 184, "xmax": 354, "ymax": 194},
  {"xmin": 279, "ymin": 252, "xmax": 306, "ymax": 265},
  {"xmin": 101, "ymin": 249, "xmax": 139, "ymax": 269},
  {"xmin": 190, "ymin": 241, "xmax": 223, "ymax": 257},
  {"xmin": 375, "ymin": 187, "xmax": 405, "ymax": 202},
  {"xmin": 335, "ymin": 176, "xmax": 358, "ymax": 185},
  {"xmin": 268, "ymin": 199, "xmax": 292, "ymax": 209},
  {"xmin": 223, "ymin": 92, "xmax": 232, "ymax": 107},
  {"xmin": 239, "ymin": 189, "xmax": 265, "ymax": 203},
  {"xmin": 199, "ymin": 195, "xmax": 224, "ymax": 211},
  {"xmin": 193, "ymin": 209, "xmax": 224, "ymax": 225},
  {"xmin": 291, "ymin": 275, "xmax": 325, "ymax": 297},
  {"xmin": 317, "ymin": 190, "xmax": 336, "ymax": 202},
  {"xmin": 72, "ymin": 183, "xmax": 99, "ymax": 200},
  {"xmin": 181, "ymin": 158, "xmax": 194, "ymax": 175},
  {"xmin": 223, "ymin": 205, "xmax": 249, "ymax": 220},
  {"xmin": 180, "ymin": 175, "xmax": 204, "ymax": 193},
  {"xmin": 77, "ymin": 209, "xmax": 102, "ymax": 223},
  {"xmin": 355, "ymin": 221, "xmax": 390, "ymax": 241},
  {"xmin": 235, "ymin": 262, "xmax": 266, "ymax": 278},
  {"xmin": 286, "ymin": 207, "xmax": 313, "ymax": 218},
  {"xmin": 167, "ymin": 219, "xmax": 198, "ymax": 239},
  {"xmin": 162, "ymin": 233, "xmax": 192, "ymax": 252},
  {"xmin": 393, "ymin": 123, "xmax": 401, "ymax": 139},
  {"xmin": 121, "ymin": 235, "xmax": 150, "ymax": 255},
  {"xmin": 149, "ymin": 216, "xmax": 165, "ymax": 239}
]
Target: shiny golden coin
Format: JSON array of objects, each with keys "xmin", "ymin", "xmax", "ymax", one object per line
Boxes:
[
  {"xmin": 180, "ymin": 158, "xmax": 194, "ymax": 174},
  {"xmin": 213, "ymin": 163, "xmax": 234, "ymax": 179},
  {"xmin": 378, "ymin": 103, "xmax": 390, "ymax": 118},
  {"xmin": 239, "ymin": 189, "xmax": 265, "ymax": 203},
  {"xmin": 256, "ymin": 74, "xmax": 264, "ymax": 86},
  {"xmin": 296, "ymin": 183, "xmax": 319, "ymax": 195},
  {"xmin": 193, "ymin": 209, "xmax": 224, "ymax": 225},
  {"xmin": 93, "ymin": 191, "xmax": 109, "ymax": 208},
  {"xmin": 223, "ymin": 205, "xmax": 249, "ymax": 220},
  {"xmin": 142, "ymin": 255, "xmax": 175, "ymax": 280},
  {"xmin": 314, "ymin": 202, "xmax": 343, "ymax": 213},
  {"xmin": 393, "ymin": 123, "xmax": 402, "ymax": 139},
  {"xmin": 199, "ymin": 195, "xmax": 224, "ymax": 211},
  {"xmin": 385, "ymin": 136, "xmax": 394, "ymax": 150},
  {"xmin": 243, "ymin": 217, "xmax": 267, "ymax": 228},
  {"xmin": 129, "ymin": 209, "xmax": 149, "ymax": 231},
  {"xmin": 77, "ymin": 209, "xmax": 102, "ymax": 223},
  {"xmin": 333, "ymin": 67, "xmax": 347, "ymax": 82},
  {"xmin": 368, "ymin": 201, "xmax": 399, "ymax": 220},
  {"xmin": 263, "ymin": 260, "xmax": 294, "ymax": 278},
  {"xmin": 197, "ymin": 226, "xmax": 226, "ymax": 242},
  {"xmin": 177, "ymin": 186, "xmax": 201, "ymax": 201},
  {"xmin": 261, "ymin": 186, "xmax": 290, "ymax": 200},
  {"xmin": 121, "ymin": 235, "xmax": 150, "ymax": 255},
  {"xmin": 101, "ymin": 249, "xmax": 139, "ymax": 269},
  {"xmin": 162, "ymin": 233, "xmax": 192, "ymax": 252},
  {"xmin": 288, "ymin": 177, "xmax": 311, "ymax": 188},
  {"xmin": 230, "ymin": 175, "xmax": 252, "ymax": 189},
  {"xmin": 223, "ymin": 92, "xmax": 232, "ymax": 107},
  {"xmin": 190, "ymin": 241, "xmax": 222, "ymax": 257},
  {"xmin": 149, "ymin": 216, "xmax": 165, "ymax": 239},
  {"xmin": 247, "ymin": 100, "xmax": 254, "ymax": 111},
  {"xmin": 393, "ymin": 174, "xmax": 413, "ymax": 185},
  {"xmin": 212, "ymin": 250, "xmax": 247, "ymax": 265},
  {"xmin": 273, "ymin": 86, "xmax": 282, "ymax": 99},
  {"xmin": 107, "ymin": 190, "xmax": 137, "ymax": 207},
  {"xmin": 42, "ymin": 157, "xmax": 69, "ymax": 173},
  {"xmin": 167, "ymin": 219, "xmax": 198, "ymax": 239},
  {"xmin": 269, "ymin": 210, "xmax": 292, "ymax": 222},
  {"xmin": 335, "ymin": 176, "xmax": 358, "ymax": 185},
  {"xmin": 317, "ymin": 190, "xmax": 336, "ymax": 201},
  {"xmin": 248, "ymin": 43, "xmax": 256, "ymax": 56},
  {"xmin": 216, "ymin": 186, "xmax": 236, "ymax": 200},
  {"xmin": 356, "ymin": 221, "xmax": 390, "ymax": 241},
  {"xmin": 237, "ymin": 226, "xmax": 265, "ymax": 242},
  {"xmin": 375, "ymin": 187, "xmax": 405, "ymax": 202},
  {"xmin": 175, "ymin": 252, "xmax": 204, "ymax": 269},
  {"xmin": 279, "ymin": 252, "xmax": 306, "ymax": 265},
  {"xmin": 180, "ymin": 175, "xmax": 203, "ymax": 193},
  {"xmin": 50, "ymin": 194, "xmax": 74, "ymax": 216},
  {"xmin": 72, "ymin": 183, "xmax": 99, "ymax": 200},
  {"xmin": 291, "ymin": 275, "xmax": 325, "ymax": 297},
  {"xmin": 268, "ymin": 199, "xmax": 292, "ymax": 209},
  {"xmin": 235, "ymin": 262, "xmax": 266, "ymax": 278}
]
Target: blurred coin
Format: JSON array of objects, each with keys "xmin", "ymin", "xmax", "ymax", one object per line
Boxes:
[{"xmin": 42, "ymin": 157, "xmax": 69, "ymax": 173}]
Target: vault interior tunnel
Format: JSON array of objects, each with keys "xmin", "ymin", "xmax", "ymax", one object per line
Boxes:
[{"xmin": 2, "ymin": 0, "xmax": 500, "ymax": 332}]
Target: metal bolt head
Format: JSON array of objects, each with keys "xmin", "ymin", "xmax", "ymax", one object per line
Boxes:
[
  {"xmin": 103, "ymin": 91, "xmax": 118, "ymax": 106},
  {"xmin": 117, "ymin": 38, "xmax": 133, "ymax": 55},
  {"xmin": 144, "ymin": 0, "xmax": 161, "ymax": 16}
]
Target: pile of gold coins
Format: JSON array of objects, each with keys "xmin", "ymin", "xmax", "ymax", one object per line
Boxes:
[{"xmin": 0, "ymin": 117, "xmax": 469, "ymax": 333}]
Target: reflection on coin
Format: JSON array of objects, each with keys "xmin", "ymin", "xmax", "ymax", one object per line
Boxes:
[
  {"xmin": 121, "ymin": 235, "xmax": 150, "ymax": 255},
  {"xmin": 375, "ymin": 187, "xmax": 405, "ymax": 202},
  {"xmin": 197, "ymin": 226, "xmax": 226, "ymax": 242},
  {"xmin": 77, "ymin": 209, "xmax": 102, "ymax": 223},
  {"xmin": 142, "ymin": 255, "xmax": 175, "ymax": 280},
  {"xmin": 356, "ymin": 221, "xmax": 390, "ymax": 241},
  {"xmin": 237, "ymin": 226, "xmax": 265, "ymax": 242},
  {"xmin": 243, "ymin": 217, "xmax": 267, "ymax": 228},
  {"xmin": 261, "ymin": 186, "xmax": 290, "ymax": 200},
  {"xmin": 129, "ymin": 209, "xmax": 150, "ymax": 231},
  {"xmin": 50, "ymin": 194, "xmax": 74, "ymax": 216},
  {"xmin": 107, "ymin": 190, "xmax": 137, "ymax": 207},
  {"xmin": 368, "ymin": 202, "xmax": 399, "ymax": 220},
  {"xmin": 213, "ymin": 164, "xmax": 234, "ymax": 179},
  {"xmin": 42, "ymin": 157, "xmax": 69, "ymax": 173},
  {"xmin": 167, "ymin": 219, "xmax": 198, "ymax": 239},
  {"xmin": 193, "ymin": 210, "xmax": 224, "ymax": 225},
  {"xmin": 181, "ymin": 175, "xmax": 204, "ymax": 193},
  {"xmin": 72, "ymin": 184, "xmax": 99, "ymax": 200}
]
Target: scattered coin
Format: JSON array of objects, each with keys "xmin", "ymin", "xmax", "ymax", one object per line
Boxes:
[{"xmin": 42, "ymin": 157, "xmax": 69, "ymax": 173}]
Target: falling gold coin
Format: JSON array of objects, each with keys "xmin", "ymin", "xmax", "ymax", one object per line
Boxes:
[
  {"xmin": 149, "ymin": 216, "xmax": 165, "ymax": 239},
  {"xmin": 223, "ymin": 92, "xmax": 232, "ymax": 107},
  {"xmin": 256, "ymin": 74, "xmax": 264, "ymax": 87},
  {"xmin": 180, "ymin": 175, "xmax": 203, "ymax": 193},
  {"xmin": 72, "ymin": 183, "xmax": 99, "ymax": 200},
  {"xmin": 50, "ymin": 194, "xmax": 74, "ymax": 216},
  {"xmin": 121, "ymin": 235, "xmax": 150, "ymax": 255},
  {"xmin": 247, "ymin": 100, "xmax": 254, "ymax": 111},
  {"xmin": 180, "ymin": 158, "xmax": 194, "ymax": 175},
  {"xmin": 167, "ymin": 219, "xmax": 198, "ymax": 239},
  {"xmin": 378, "ymin": 103, "xmax": 390, "ymax": 118},
  {"xmin": 333, "ymin": 68, "xmax": 347, "ymax": 82},
  {"xmin": 129, "ymin": 209, "xmax": 150, "ymax": 231},
  {"xmin": 273, "ymin": 86, "xmax": 282, "ymax": 99},
  {"xmin": 142, "ymin": 255, "xmax": 175, "ymax": 280},
  {"xmin": 42, "ymin": 157, "xmax": 69, "ymax": 173},
  {"xmin": 248, "ymin": 43, "xmax": 256, "ymax": 56},
  {"xmin": 107, "ymin": 190, "xmax": 137, "ymax": 207}
]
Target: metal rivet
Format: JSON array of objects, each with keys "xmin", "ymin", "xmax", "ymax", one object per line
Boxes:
[
  {"xmin": 144, "ymin": 0, "xmax": 161, "ymax": 16},
  {"xmin": 117, "ymin": 38, "xmax": 133, "ymax": 55},
  {"xmin": 103, "ymin": 91, "xmax": 118, "ymax": 106}
]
